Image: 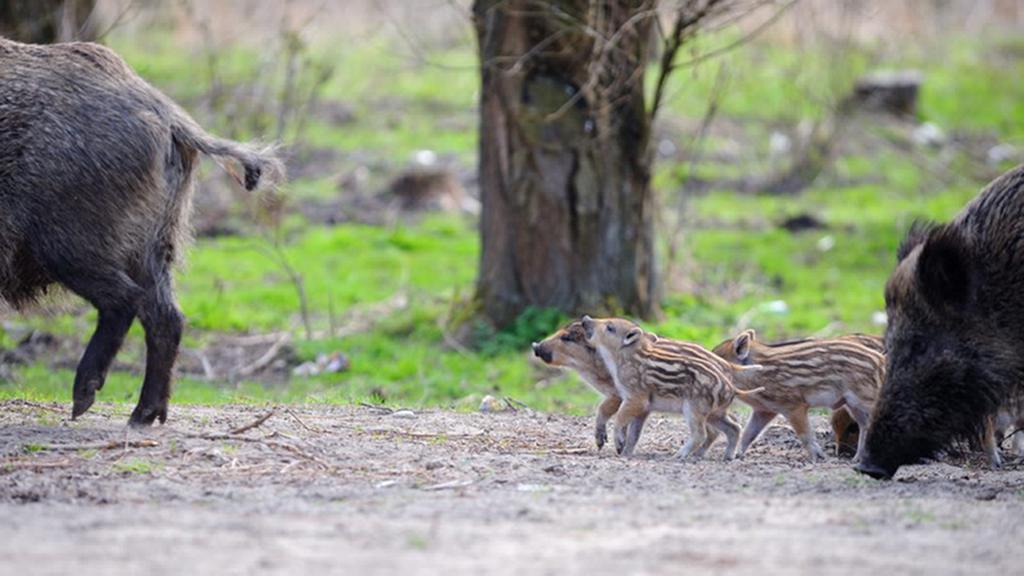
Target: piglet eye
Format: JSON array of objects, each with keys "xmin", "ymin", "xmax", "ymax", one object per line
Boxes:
[
  {"xmin": 559, "ymin": 335, "xmax": 571, "ymax": 342},
  {"xmin": 607, "ymin": 325, "xmax": 616, "ymax": 334}
]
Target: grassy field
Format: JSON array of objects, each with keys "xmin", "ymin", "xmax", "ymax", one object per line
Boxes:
[{"xmin": 1, "ymin": 26, "xmax": 1022, "ymax": 414}]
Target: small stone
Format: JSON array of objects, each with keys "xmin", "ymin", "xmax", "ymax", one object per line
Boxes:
[
  {"xmin": 413, "ymin": 149, "xmax": 437, "ymax": 166},
  {"xmin": 292, "ymin": 361, "xmax": 321, "ymax": 377},
  {"xmin": 912, "ymin": 122, "xmax": 946, "ymax": 148},
  {"xmin": 769, "ymin": 131, "xmax": 791, "ymax": 156},
  {"xmin": 987, "ymin": 143, "xmax": 1017, "ymax": 166},
  {"xmin": 425, "ymin": 461, "xmax": 444, "ymax": 471},
  {"xmin": 479, "ymin": 395, "xmax": 507, "ymax": 413},
  {"xmin": 324, "ymin": 352, "xmax": 350, "ymax": 373},
  {"xmin": 391, "ymin": 410, "xmax": 416, "ymax": 419},
  {"xmin": 543, "ymin": 464, "xmax": 566, "ymax": 476}
]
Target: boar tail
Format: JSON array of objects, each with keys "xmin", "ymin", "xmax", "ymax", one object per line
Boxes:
[
  {"xmin": 730, "ymin": 363, "xmax": 765, "ymax": 397},
  {"xmin": 734, "ymin": 386, "xmax": 766, "ymax": 398},
  {"xmin": 170, "ymin": 115, "xmax": 285, "ymax": 192}
]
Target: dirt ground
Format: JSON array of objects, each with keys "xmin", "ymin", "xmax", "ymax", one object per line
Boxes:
[{"xmin": 1, "ymin": 400, "xmax": 1022, "ymax": 575}]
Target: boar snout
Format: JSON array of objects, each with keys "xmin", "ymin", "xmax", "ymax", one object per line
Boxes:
[
  {"xmin": 532, "ymin": 342, "xmax": 553, "ymax": 363},
  {"xmin": 854, "ymin": 457, "xmax": 895, "ymax": 480}
]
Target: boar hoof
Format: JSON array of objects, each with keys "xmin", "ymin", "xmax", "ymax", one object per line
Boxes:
[
  {"xmin": 595, "ymin": 427, "xmax": 607, "ymax": 450},
  {"xmin": 129, "ymin": 403, "xmax": 167, "ymax": 428},
  {"xmin": 71, "ymin": 377, "xmax": 103, "ymax": 420},
  {"xmin": 71, "ymin": 393, "xmax": 96, "ymax": 420}
]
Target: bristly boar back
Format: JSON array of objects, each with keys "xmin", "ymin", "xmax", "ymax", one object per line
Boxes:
[
  {"xmin": 857, "ymin": 165, "xmax": 1024, "ymax": 479},
  {"xmin": 0, "ymin": 38, "xmax": 284, "ymax": 426}
]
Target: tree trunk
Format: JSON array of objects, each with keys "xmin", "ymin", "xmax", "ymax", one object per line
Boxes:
[
  {"xmin": 0, "ymin": 0, "xmax": 98, "ymax": 44},
  {"xmin": 472, "ymin": 0, "xmax": 658, "ymax": 328}
]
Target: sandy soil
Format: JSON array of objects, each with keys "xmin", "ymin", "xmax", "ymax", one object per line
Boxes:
[{"xmin": 0, "ymin": 400, "xmax": 1022, "ymax": 576}]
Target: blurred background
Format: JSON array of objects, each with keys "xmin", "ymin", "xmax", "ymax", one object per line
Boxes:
[{"xmin": 1, "ymin": 0, "xmax": 1022, "ymax": 413}]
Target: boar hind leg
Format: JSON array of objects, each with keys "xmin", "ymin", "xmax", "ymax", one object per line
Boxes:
[
  {"xmin": 788, "ymin": 406, "xmax": 826, "ymax": 461},
  {"xmin": 677, "ymin": 402, "xmax": 708, "ymax": 461},
  {"xmin": 737, "ymin": 410, "xmax": 777, "ymax": 458},
  {"xmin": 130, "ymin": 276, "xmax": 184, "ymax": 427},
  {"xmin": 706, "ymin": 413, "xmax": 741, "ymax": 461},
  {"xmin": 843, "ymin": 399, "xmax": 874, "ymax": 463},
  {"xmin": 623, "ymin": 411, "xmax": 650, "ymax": 456},
  {"xmin": 983, "ymin": 417, "xmax": 1003, "ymax": 469},
  {"xmin": 59, "ymin": 269, "xmax": 141, "ymax": 420},
  {"xmin": 613, "ymin": 397, "xmax": 649, "ymax": 456},
  {"xmin": 594, "ymin": 396, "xmax": 622, "ymax": 450}
]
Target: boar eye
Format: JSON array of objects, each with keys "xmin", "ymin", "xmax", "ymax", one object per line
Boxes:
[
  {"xmin": 559, "ymin": 335, "xmax": 572, "ymax": 342},
  {"xmin": 607, "ymin": 325, "xmax": 616, "ymax": 334}
]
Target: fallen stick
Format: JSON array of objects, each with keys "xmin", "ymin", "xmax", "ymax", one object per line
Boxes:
[
  {"xmin": 541, "ymin": 447, "xmax": 591, "ymax": 455},
  {"xmin": 286, "ymin": 408, "xmax": 323, "ymax": 433},
  {"xmin": 358, "ymin": 402, "xmax": 394, "ymax": 415},
  {"xmin": 221, "ymin": 332, "xmax": 291, "ymax": 346},
  {"xmin": 0, "ymin": 459, "xmax": 72, "ymax": 470},
  {"xmin": 361, "ymin": 427, "xmax": 484, "ymax": 439},
  {"xmin": 421, "ymin": 479, "xmax": 473, "ymax": 491},
  {"xmin": 229, "ymin": 410, "xmax": 276, "ymax": 435},
  {"xmin": 30, "ymin": 439, "xmax": 159, "ymax": 452},
  {"xmin": 235, "ymin": 333, "xmax": 291, "ymax": 378},
  {"xmin": 186, "ymin": 432, "xmax": 333, "ymax": 471}
]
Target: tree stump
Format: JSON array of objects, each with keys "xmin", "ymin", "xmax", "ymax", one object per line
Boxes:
[{"xmin": 851, "ymin": 70, "xmax": 923, "ymax": 117}]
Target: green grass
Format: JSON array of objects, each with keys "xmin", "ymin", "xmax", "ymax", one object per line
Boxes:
[
  {"xmin": 2, "ymin": 29, "xmax": 1021, "ymax": 414},
  {"xmin": 111, "ymin": 458, "xmax": 161, "ymax": 475}
]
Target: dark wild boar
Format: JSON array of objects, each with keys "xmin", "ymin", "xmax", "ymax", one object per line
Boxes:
[
  {"xmin": 0, "ymin": 38, "xmax": 283, "ymax": 425},
  {"xmin": 857, "ymin": 165, "xmax": 1024, "ymax": 479}
]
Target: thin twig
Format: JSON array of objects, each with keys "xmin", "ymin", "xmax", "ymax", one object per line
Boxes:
[
  {"xmin": 0, "ymin": 458, "xmax": 73, "ymax": 471},
  {"xmin": 229, "ymin": 410, "xmax": 277, "ymax": 435},
  {"xmin": 31, "ymin": 439, "xmax": 160, "ymax": 452},
  {"xmin": 359, "ymin": 402, "xmax": 395, "ymax": 415},
  {"xmin": 286, "ymin": 408, "xmax": 322, "ymax": 433},
  {"xmin": 235, "ymin": 334, "xmax": 291, "ymax": 378},
  {"xmin": 504, "ymin": 397, "xmax": 532, "ymax": 412},
  {"xmin": 420, "ymin": 479, "xmax": 474, "ymax": 491}
]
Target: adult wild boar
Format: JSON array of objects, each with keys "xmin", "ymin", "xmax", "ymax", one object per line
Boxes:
[
  {"xmin": 857, "ymin": 165, "xmax": 1024, "ymax": 479},
  {"xmin": 0, "ymin": 38, "xmax": 283, "ymax": 425}
]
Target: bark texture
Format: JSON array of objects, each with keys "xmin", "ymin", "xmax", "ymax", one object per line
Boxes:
[
  {"xmin": 0, "ymin": 0, "xmax": 98, "ymax": 44},
  {"xmin": 473, "ymin": 0, "xmax": 658, "ymax": 327}
]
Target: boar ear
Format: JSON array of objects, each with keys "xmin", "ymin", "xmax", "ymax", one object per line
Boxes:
[
  {"xmin": 917, "ymin": 228, "xmax": 970, "ymax": 309},
  {"xmin": 733, "ymin": 332, "xmax": 752, "ymax": 362},
  {"xmin": 623, "ymin": 328, "xmax": 642, "ymax": 347},
  {"xmin": 898, "ymin": 220, "xmax": 938, "ymax": 263}
]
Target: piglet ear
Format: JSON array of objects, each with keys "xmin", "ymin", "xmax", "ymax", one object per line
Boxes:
[
  {"xmin": 917, "ymin": 228, "xmax": 970, "ymax": 310},
  {"xmin": 623, "ymin": 328, "xmax": 641, "ymax": 347},
  {"xmin": 733, "ymin": 331, "xmax": 752, "ymax": 362}
]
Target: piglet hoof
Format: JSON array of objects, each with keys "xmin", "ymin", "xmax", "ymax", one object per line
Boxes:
[
  {"xmin": 595, "ymin": 428, "xmax": 607, "ymax": 450},
  {"xmin": 614, "ymin": 433, "xmax": 627, "ymax": 456},
  {"xmin": 989, "ymin": 452, "xmax": 1003, "ymax": 470},
  {"xmin": 129, "ymin": 402, "xmax": 167, "ymax": 428}
]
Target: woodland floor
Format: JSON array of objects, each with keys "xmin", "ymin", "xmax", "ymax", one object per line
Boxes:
[{"xmin": 1, "ymin": 401, "xmax": 1022, "ymax": 575}]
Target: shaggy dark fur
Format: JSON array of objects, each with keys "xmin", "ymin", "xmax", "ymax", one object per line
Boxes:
[
  {"xmin": 857, "ymin": 165, "xmax": 1024, "ymax": 479},
  {"xmin": 0, "ymin": 38, "xmax": 283, "ymax": 426}
]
